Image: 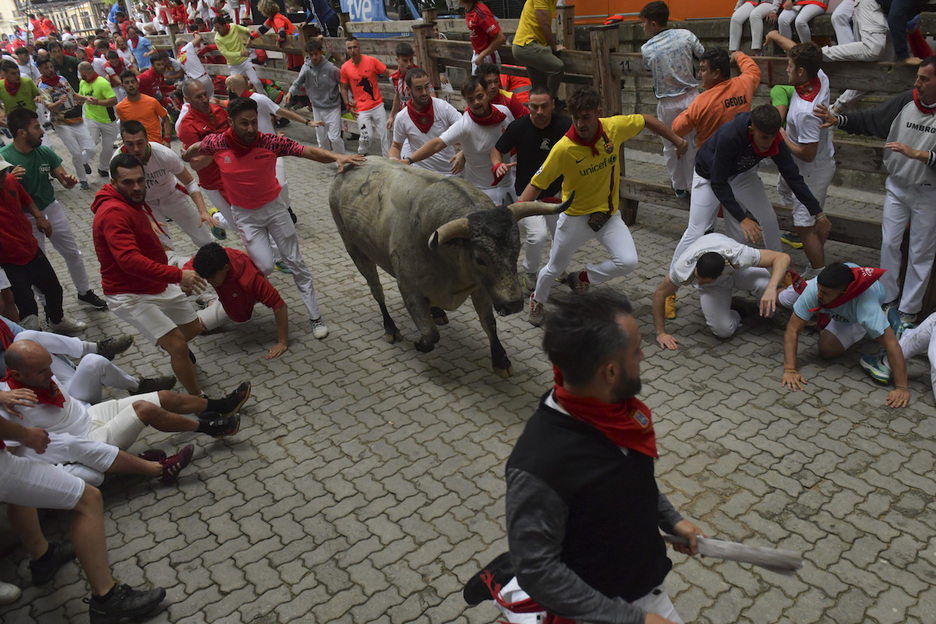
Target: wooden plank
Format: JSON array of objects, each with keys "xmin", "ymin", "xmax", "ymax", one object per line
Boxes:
[
  {"xmin": 343, "ymin": 20, "xmax": 420, "ymax": 34},
  {"xmin": 203, "ymin": 63, "xmax": 299, "ymax": 85},
  {"xmin": 413, "ymin": 24, "xmax": 442, "ymax": 91},
  {"xmin": 558, "ymin": 6, "xmax": 577, "ymax": 51},
  {"xmin": 620, "ymin": 179, "xmax": 883, "ymax": 248},
  {"xmin": 433, "ymin": 18, "xmax": 522, "ymax": 35},
  {"xmin": 590, "ymin": 26, "xmax": 618, "ymax": 115},
  {"xmin": 323, "ymin": 36, "xmax": 401, "ymax": 58}
]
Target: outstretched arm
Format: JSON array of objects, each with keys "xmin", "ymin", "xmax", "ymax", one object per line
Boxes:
[
  {"xmin": 641, "ymin": 114, "xmax": 688, "ymax": 159},
  {"xmin": 782, "ymin": 313, "xmax": 808, "ymax": 390},
  {"xmin": 652, "ymin": 278, "xmax": 680, "ymax": 350},
  {"xmin": 300, "ymin": 145, "xmax": 366, "ymax": 172}
]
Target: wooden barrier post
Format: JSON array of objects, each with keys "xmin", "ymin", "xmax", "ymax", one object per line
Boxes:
[
  {"xmin": 422, "ymin": 9, "xmax": 438, "ymax": 23},
  {"xmin": 413, "ymin": 23, "xmax": 441, "ymax": 90},
  {"xmin": 557, "ymin": 5, "xmax": 575, "ymax": 50},
  {"xmin": 589, "ymin": 25, "xmax": 619, "ymax": 115}
]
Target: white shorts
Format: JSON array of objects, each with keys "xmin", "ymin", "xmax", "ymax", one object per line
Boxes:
[
  {"xmin": 86, "ymin": 391, "xmax": 161, "ymax": 450},
  {"xmin": 824, "ymin": 318, "xmax": 867, "ymax": 350},
  {"xmin": 106, "ymin": 284, "xmax": 198, "ymax": 344},
  {"xmin": 0, "ymin": 446, "xmax": 85, "ymax": 509},
  {"xmin": 15, "ymin": 431, "xmax": 119, "ymax": 488}
]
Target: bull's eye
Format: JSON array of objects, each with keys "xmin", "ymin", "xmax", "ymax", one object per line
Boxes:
[{"xmin": 475, "ymin": 257, "xmax": 487, "ymax": 267}]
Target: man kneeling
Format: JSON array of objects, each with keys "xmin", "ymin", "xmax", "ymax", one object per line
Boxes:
[{"xmin": 654, "ymin": 233, "xmax": 791, "ymax": 349}]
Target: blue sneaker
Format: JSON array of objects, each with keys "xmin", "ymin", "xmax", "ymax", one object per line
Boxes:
[
  {"xmin": 859, "ymin": 353, "xmax": 892, "ymax": 384},
  {"xmin": 210, "ymin": 225, "xmax": 226, "ymax": 240},
  {"xmin": 274, "ymin": 260, "xmax": 292, "ymax": 274}
]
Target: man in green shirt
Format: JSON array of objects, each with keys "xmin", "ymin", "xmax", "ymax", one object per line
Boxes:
[
  {"xmin": 75, "ymin": 61, "xmax": 119, "ymax": 179},
  {"xmin": 1, "ymin": 107, "xmax": 108, "ymax": 309},
  {"xmin": 49, "ymin": 40, "xmax": 82, "ymax": 91},
  {"xmin": 213, "ymin": 14, "xmax": 264, "ymax": 94},
  {"xmin": 0, "ymin": 59, "xmax": 40, "ymax": 114}
]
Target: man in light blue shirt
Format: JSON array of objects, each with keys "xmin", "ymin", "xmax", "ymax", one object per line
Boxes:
[
  {"xmin": 126, "ymin": 26, "xmax": 153, "ymax": 70},
  {"xmin": 779, "ymin": 262, "xmax": 910, "ymax": 408}
]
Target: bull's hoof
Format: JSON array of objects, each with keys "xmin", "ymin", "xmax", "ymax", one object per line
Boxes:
[
  {"xmin": 493, "ymin": 365, "xmax": 513, "ymax": 378},
  {"xmin": 383, "ymin": 331, "xmax": 403, "ymax": 343},
  {"xmin": 431, "ymin": 307, "xmax": 449, "ymax": 326},
  {"xmin": 414, "ymin": 339, "xmax": 435, "ymax": 353}
]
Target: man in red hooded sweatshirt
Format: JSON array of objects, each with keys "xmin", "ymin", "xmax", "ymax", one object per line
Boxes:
[{"xmin": 91, "ymin": 152, "xmax": 208, "ymax": 397}]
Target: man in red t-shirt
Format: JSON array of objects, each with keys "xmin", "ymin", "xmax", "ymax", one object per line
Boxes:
[
  {"xmin": 187, "ymin": 243, "xmax": 290, "ymax": 359},
  {"xmin": 340, "ymin": 36, "xmax": 389, "ymax": 157},
  {"xmin": 478, "ymin": 62, "xmax": 528, "ymax": 119},
  {"xmin": 461, "ymin": 0, "xmax": 506, "ymax": 73},
  {"xmin": 0, "ymin": 158, "xmax": 85, "ymax": 334}
]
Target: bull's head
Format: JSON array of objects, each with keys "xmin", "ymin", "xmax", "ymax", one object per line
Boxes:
[{"xmin": 426, "ymin": 193, "xmax": 575, "ymax": 315}]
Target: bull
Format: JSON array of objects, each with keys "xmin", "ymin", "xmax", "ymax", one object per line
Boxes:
[{"xmin": 328, "ymin": 159, "xmax": 569, "ymax": 378}]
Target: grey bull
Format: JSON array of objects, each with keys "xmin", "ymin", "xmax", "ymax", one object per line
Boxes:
[{"xmin": 329, "ymin": 159, "xmax": 570, "ymax": 377}]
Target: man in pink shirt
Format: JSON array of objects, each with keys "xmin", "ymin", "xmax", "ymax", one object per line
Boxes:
[{"xmin": 182, "ymin": 97, "xmax": 365, "ymax": 338}]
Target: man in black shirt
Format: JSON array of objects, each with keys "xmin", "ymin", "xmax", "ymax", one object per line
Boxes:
[
  {"xmin": 492, "ymin": 85, "xmax": 571, "ymax": 290},
  {"xmin": 506, "ymin": 289, "xmax": 704, "ymax": 624},
  {"xmin": 49, "ymin": 41, "xmax": 81, "ymax": 92}
]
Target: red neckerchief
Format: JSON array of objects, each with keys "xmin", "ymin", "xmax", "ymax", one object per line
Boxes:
[
  {"xmin": 552, "ymin": 365, "xmax": 657, "ymax": 458},
  {"xmin": 120, "ymin": 144, "xmax": 151, "ymax": 165},
  {"xmin": 406, "ymin": 98, "xmax": 434, "ymax": 134},
  {"xmin": 808, "ymin": 267, "xmax": 885, "ymax": 329},
  {"xmin": 4, "ymin": 79, "xmax": 21, "ymax": 97},
  {"xmin": 913, "ymin": 88, "xmax": 936, "ymax": 115},
  {"xmin": 565, "ymin": 121, "xmax": 609, "ymax": 157},
  {"xmin": 748, "ymin": 129, "xmax": 782, "ymax": 158},
  {"xmin": 39, "ymin": 74, "xmax": 61, "ymax": 87},
  {"xmin": 0, "ymin": 322, "xmax": 14, "ymax": 350},
  {"xmin": 222, "ymin": 125, "xmax": 257, "ymax": 157},
  {"xmin": 795, "ymin": 76, "xmax": 821, "ymax": 103},
  {"xmin": 2, "ymin": 370, "xmax": 65, "ymax": 408},
  {"xmin": 467, "ymin": 105, "xmax": 506, "ymax": 127}
]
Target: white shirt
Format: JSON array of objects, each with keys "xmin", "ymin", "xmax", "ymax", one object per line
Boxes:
[
  {"xmin": 439, "ymin": 104, "xmax": 514, "ymax": 190},
  {"xmin": 179, "ymin": 41, "xmax": 207, "ymax": 80},
  {"xmin": 786, "ymin": 69, "xmax": 834, "ymax": 164},
  {"xmin": 111, "ymin": 141, "xmax": 186, "ymax": 202},
  {"xmin": 117, "ymin": 46, "xmax": 136, "ymax": 70},
  {"xmin": 16, "ymin": 60, "xmax": 40, "ymax": 83},
  {"xmin": 669, "ymin": 233, "xmax": 761, "ymax": 286},
  {"xmin": 249, "ymin": 92, "xmax": 280, "ymax": 135},
  {"xmin": 394, "ymin": 97, "xmax": 462, "ymax": 175},
  {"xmin": 0, "ymin": 378, "xmax": 90, "ymax": 442},
  {"xmin": 92, "ymin": 55, "xmax": 108, "ymax": 78}
]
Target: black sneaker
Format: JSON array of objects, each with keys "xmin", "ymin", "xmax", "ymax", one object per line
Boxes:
[
  {"xmin": 200, "ymin": 412, "xmax": 241, "ymax": 437},
  {"xmin": 98, "ymin": 169, "xmax": 109, "ymax": 178},
  {"xmin": 209, "ymin": 381, "xmax": 251, "ymax": 417},
  {"xmin": 80, "ymin": 181, "xmax": 91, "ymax": 191},
  {"xmin": 463, "ymin": 551, "xmax": 514, "ymax": 606},
  {"xmin": 29, "ymin": 540, "xmax": 76, "ymax": 586},
  {"xmin": 288, "ymin": 206, "xmax": 298, "ymax": 224},
  {"xmin": 78, "ymin": 290, "xmax": 108, "ymax": 310},
  {"xmin": 84, "ymin": 163, "xmax": 92, "ymax": 175},
  {"xmin": 137, "ymin": 375, "xmax": 177, "ymax": 393},
  {"xmin": 85, "ymin": 583, "xmax": 166, "ymax": 624},
  {"xmin": 96, "ymin": 334, "xmax": 133, "ymax": 360}
]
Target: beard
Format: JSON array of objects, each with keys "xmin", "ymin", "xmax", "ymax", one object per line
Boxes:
[{"xmin": 610, "ymin": 374, "xmax": 641, "ymax": 404}]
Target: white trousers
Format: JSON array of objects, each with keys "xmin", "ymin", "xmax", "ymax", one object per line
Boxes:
[
  {"xmin": 0, "ymin": 445, "xmax": 85, "ymax": 510},
  {"xmin": 519, "ymin": 215, "xmax": 550, "ymax": 274},
  {"xmin": 657, "ymin": 90, "xmax": 698, "ymax": 191},
  {"xmin": 534, "ymin": 211, "xmax": 638, "ymax": 302},
  {"xmin": 356, "ymin": 104, "xmax": 389, "ymax": 157},
  {"xmin": 631, "ymin": 586, "xmax": 684, "ymax": 624},
  {"xmin": 729, "ymin": 2, "xmax": 777, "ymax": 50},
  {"xmin": 229, "ymin": 59, "xmax": 264, "ymax": 94},
  {"xmin": 84, "ymin": 117, "xmax": 120, "ymax": 172},
  {"xmin": 777, "ymin": 155, "xmax": 836, "ymax": 227},
  {"xmin": 14, "ymin": 330, "xmax": 138, "ymax": 404},
  {"xmin": 779, "ymin": 4, "xmax": 826, "ymax": 43},
  {"xmin": 276, "ymin": 157, "xmax": 290, "ymax": 209},
  {"xmin": 149, "ymin": 188, "xmax": 215, "ymax": 248},
  {"xmin": 699, "ymin": 267, "xmax": 772, "ymax": 338},
  {"xmin": 832, "ymin": 0, "xmax": 856, "ymax": 44},
  {"xmin": 880, "ymin": 177, "xmax": 936, "ymax": 314},
  {"xmin": 232, "ymin": 196, "xmax": 321, "ymax": 319},
  {"xmin": 672, "ymin": 170, "xmax": 781, "ymax": 268},
  {"xmin": 55, "ymin": 122, "xmax": 97, "ymax": 183},
  {"xmin": 311, "ymin": 105, "xmax": 346, "ymax": 154},
  {"xmin": 898, "ymin": 311, "xmax": 936, "ymax": 398},
  {"xmin": 822, "ymin": 0, "xmax": 888, "ymax": 62},
  {"xmin": 27, "ymin": 200, "xmax": 91, "ymax": 294}
]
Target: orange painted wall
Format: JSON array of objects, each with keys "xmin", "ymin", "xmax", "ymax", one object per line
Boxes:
[{"xmin": 571, "ymin": 0, "xmax": 731, "ymax": 24}]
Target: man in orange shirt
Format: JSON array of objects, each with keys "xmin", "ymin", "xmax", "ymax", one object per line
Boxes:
[
  {"xmin": 115, "ymin": 69, "xmax": 172, "ymax": 145},
  {"xmin": 340, "ymin": 36, "xmax": 389, "ymax": 157},
  {"xmin": 672, "ymin": 49, "xmax": 760, "ymax": 148}
]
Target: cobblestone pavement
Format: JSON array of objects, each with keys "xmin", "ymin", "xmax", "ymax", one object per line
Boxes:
[{"xmin": 1, "ymin": 124, "xmax": 934, "ymax": 624}]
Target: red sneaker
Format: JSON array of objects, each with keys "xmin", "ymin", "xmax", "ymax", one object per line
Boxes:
[{"xmin": 159, "ymin": 444, "xmax": 195, "ymax": 485}]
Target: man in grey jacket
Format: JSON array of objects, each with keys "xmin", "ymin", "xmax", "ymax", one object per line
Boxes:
[
  {"xmin": 815, "ymin": 56, "xmax": 936, "ymax": 329},
  {"xmin": 285, "ymin": 38, "xmax": 345, "ymax": 155},
  {"xmin": 505, "ymin": 289, "xmax": 704, "ymax": 624}
]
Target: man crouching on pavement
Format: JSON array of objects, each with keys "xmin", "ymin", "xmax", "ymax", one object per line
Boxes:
[{"xmin": 506, "ymin": 289, "xmax": 705, "ymax": 624}]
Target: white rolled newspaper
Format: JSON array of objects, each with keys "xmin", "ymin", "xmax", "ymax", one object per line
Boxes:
[{"xmin": 662, "ymin": 536, "xmax": 803, "ymax": 576}]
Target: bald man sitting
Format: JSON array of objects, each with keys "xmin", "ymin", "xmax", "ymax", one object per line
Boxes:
[{"xmin": 0, "ymin": 340, "xmax": 251, "ymax": 486}]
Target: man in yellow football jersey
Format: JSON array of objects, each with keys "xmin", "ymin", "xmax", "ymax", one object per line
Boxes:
[{"xmin": 518, "ymin": 86, "xmax": 688, "ymax": 326}]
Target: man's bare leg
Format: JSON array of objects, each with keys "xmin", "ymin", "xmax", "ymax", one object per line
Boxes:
[
  {"xmin": 106, "ymin": 450, "xmax": 162, "ymax": 478},
  {"xmin": 796, "ymin": 225, "xmax": 825, "ymax": 277},
  {"xmin": 156, "ymin": 328, "xmax": 200, "ymax": 396}
]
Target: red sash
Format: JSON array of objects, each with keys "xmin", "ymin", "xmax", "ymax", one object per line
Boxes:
[
  {"xmin": 808, "ymin": 267, "xmax": 885, "ymax": 329},
  {"xmin": 552, "ymin": 365, "xmax": 657, "ymax": 458},
  {"xmin": 565, "ymin": 121, "xmax": 609, "ymax": 157},
  {"xmin": 3, "ymin": 371, "xmax": 65, "ymax": 408},
  {"xmin": 4, "ymin": 79, "xmax": 20, "ymax": 97},
  {"xmin": 749, "ymin": 130, "xmax": 782, "ymax": 158},
  {"xmin": 913, "ymin": 88, "xmax": 936, "ymax": 115},
  {"xmin": 467, "ymin": 105, "xmax": 506, "ymax": 127},
  {"xmin": 406, "ymin": 98, "xmax": 434, "ymax": 134},
  {"xmin": 794, "ymin": 76, "xmax": 821, "ymax": 103}
]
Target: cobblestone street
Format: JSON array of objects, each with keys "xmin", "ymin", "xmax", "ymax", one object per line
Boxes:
[{"xmin": 1, "ymin": 124, "xmax": 934, "ymax": 623}]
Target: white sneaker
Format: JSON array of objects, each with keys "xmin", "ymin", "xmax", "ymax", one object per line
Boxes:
[
  {"xmin": 310, "ymin": 317, "xmax": 329, "ymax": 339},
  {"xmin": 0, "ymin": 581, "xmax": 21, "ymax": 605},
  {"xmin": 19, "ymin": 314, "xmax": 40, "ymax": 330},
  {"xmin": 529, "ymin": 294, "xmax": 545, "ymax": 327},
  {"xmin": 47, "ymin": 316, "xmax": 88, "ymax": 335}
]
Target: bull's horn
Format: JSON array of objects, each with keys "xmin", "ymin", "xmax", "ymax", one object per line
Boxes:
[
  {"xmin": 507, "ymin": 191, "xmax": 575, "ymax": 221},
  {"xmin": 428, "ymin": 217, "xmax": 470, "ymax": 250}
]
